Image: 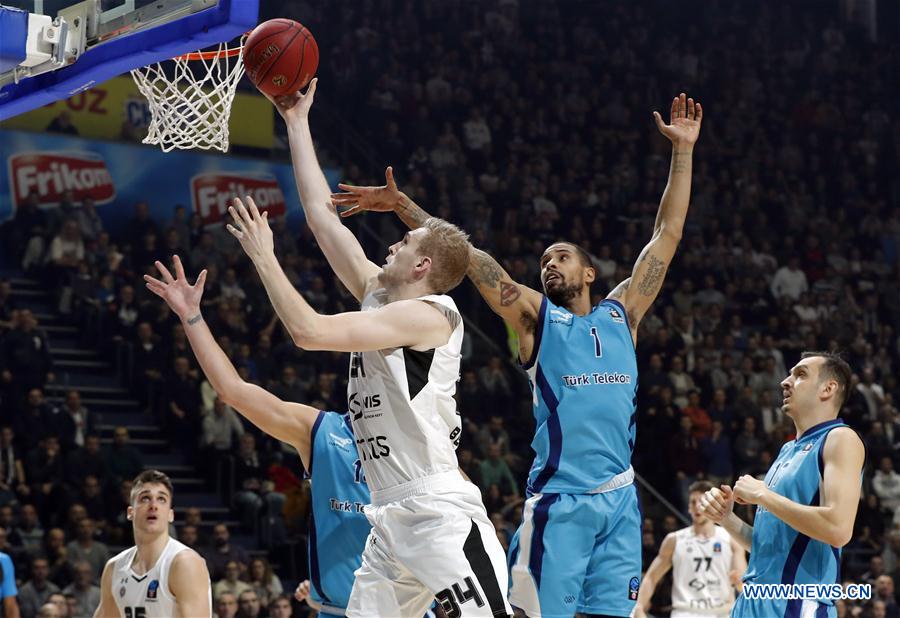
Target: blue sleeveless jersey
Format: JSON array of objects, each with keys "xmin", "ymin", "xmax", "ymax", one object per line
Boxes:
[
  {"xmin": 306, "ymin": 411, "xmax": 371, "ymax": 611},
  {"xmin": 734, "ymin": 419, "xmax": 851, "ymax": 618},
  {"xmin": 523, "ymin": 297, "xmax": 638, "ymax": 494}
]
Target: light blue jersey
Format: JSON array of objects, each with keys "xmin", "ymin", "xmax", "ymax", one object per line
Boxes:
[
  {"xmin": 523, "ymin": 297, "xmax": 638, "ymax": 494},
  {"xmin": 732, "ymin": 419, "xmax": 852, "ymax": 618},
  {"xmin": 509, "ymin": 296, "xmax": 642, "ymax": 617},
  {"xmin": 306, "ymin": 411, "xmax": 370, "ymax": 614}
]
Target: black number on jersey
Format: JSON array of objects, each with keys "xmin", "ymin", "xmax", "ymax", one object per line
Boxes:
[
  {"xmin": 353, "ymin": 459, "xmax": 365, "ymax": 484},
  {"xmin": 436, "ymin": 577, "xmax": 485, "ymax": 618},
  {"xmin": 125, "ymin": 608, "xmax": 147, "ymax": 618},
  {"xmin": 693, "ymin": 557, "xmax": 712, "ymax": 572},
  {"xmin": 356, "ymin": 436, "xmax": 390, "ymax": 461},
  {"xmin": 589, "ymin": 327, "xmax": 603, "ymax": 358}
]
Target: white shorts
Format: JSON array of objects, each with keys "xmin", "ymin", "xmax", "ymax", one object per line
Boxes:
[{"xmin": 346, "ymin": 470, "xmax": 512, "ymax": 618}]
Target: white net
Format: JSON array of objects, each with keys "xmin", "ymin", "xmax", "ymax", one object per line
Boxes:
[{"xmin": 130, "ymin": 39, "xmax": 245, "ymax": 152}]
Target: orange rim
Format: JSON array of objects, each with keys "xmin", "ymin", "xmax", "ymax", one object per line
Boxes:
[
  {"xmin": 174, "ymin": 32, "xmax": 249, "ymax": 61},
  {"xmin": 176, "ymin": 46, "xmax": 243, "ymax": 61}
]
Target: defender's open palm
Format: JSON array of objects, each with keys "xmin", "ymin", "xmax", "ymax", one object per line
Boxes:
[
  {"xmin": 331, "ymin": 166, "xmax": 402, "ymax": 218},
  {"xmin": 144, "ymin": 255, "xmax": 206, "ymax": 319},
  {"xmin": 227, "ymin": 196, "xmax": 275, "ymax": 264},
  {"xmin": 654, "ymin": 92, "xmax": 702, "ymax": 146}
]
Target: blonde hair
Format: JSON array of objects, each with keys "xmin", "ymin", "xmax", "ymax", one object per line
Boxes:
[{"xmin": 416, "ymin": 218, "xmax": 471, "ymax": 293}]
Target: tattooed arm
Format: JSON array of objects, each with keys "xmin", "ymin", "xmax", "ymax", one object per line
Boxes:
[
  {"xmin": 332, "ymin": 169, "xmax": 543, "ymax": 361},
  {"xmin": 609, "ymin": 93, "xmax": 703, "ymax": 338}
]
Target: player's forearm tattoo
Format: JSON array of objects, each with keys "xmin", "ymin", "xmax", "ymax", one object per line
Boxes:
[
  {"xmin": 468, "ymin": 250, "xmax": 502, "ymax": 289},
  {"xmin": 186, "ymin": 314, "xmax": 203, "ymax": 325},
  {"xmin": 397, "ymin": 196, "xmax": 429, "ymax": 228},
  {"xmin": 500, "ymin": 281, "xmax": 521, "ymax": 306},
  {"xmin": 637, "ymin": 255, "xmax": 666, "ymax": 296},
  {"xmin": 672, "ymin": 150, "xmax": 691, "ymax": 174}
]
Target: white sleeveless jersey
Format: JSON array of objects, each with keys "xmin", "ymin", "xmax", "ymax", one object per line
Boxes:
[
  {"xmin": 671, "ymin": 526, "xmax": 735, "ymax": 616},
  {"xmin": 110, "ymin": 537, "xmax": 211, "ymax": 618},
  {"xmin": 347, "ymin": 289, "xmax": 464, "ymax": 491}
]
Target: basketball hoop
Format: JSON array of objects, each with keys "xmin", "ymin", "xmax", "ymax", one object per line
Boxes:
[{"xmin": 130, "ymin": 36, "xmax": 246, "ymax": 153}]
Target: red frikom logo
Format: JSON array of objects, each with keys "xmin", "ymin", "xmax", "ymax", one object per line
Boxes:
[
  {"xmin": 9, "ymin": 151, "xmax": 116, "ymax": 207},
  {"xmin": 191, "ymin": 172, "xmax": 287, "ymax": 225}
]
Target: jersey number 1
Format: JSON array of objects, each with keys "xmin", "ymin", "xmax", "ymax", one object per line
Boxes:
[
  {"xmin": 125, "ymin": 608, "xmax": 147, "ymax": 618},
  {"xmin": 589, "ymin": 327, "xmax": 603, "ymax": 358}
]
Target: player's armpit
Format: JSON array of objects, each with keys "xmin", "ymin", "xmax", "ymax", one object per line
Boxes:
[
  {"xmin": 300, "ymin": 299, "xmax": 453, "ymax": 353},
  {"xmin": 468, "ymin": 249, "xmax": 543, "ymax": 353},
  {"xmin": 169, "ymin": 550, "xmax": 212, "ymax": 618}
]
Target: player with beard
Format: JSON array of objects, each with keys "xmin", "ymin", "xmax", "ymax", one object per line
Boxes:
[{"xmin": 333, "ymin": 93, "xmax": 703, "ymax": 617}]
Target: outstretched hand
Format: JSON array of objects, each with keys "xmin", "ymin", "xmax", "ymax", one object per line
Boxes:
[
  {"xmin": 330, "ymin": 166, "xmax": 403, "ymax": 218},
  {"xmin": 227, "ymin": 196, "xmax": 275, "ymax": 264},
  {"xmin": 264, "ymin": 77, "xmax": 318, "ymax": 123},
  {"xmin": 144, "ymin": 255, "xmax": 207, "ymax": 319},
  {"xmin": 653, "ymin": 92, "xmax": 702, "ymax": 146}
]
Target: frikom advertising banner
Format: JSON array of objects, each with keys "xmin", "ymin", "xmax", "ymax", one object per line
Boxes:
[
  {"xmin": 0, "ymin": 129, "xmax": 339, "ymax": 234},
  {"xmin": 0, "ymin": 76, "xmax": 274, "ymax": 150}
]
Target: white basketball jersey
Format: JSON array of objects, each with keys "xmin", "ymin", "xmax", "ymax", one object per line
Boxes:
[
  {"xmin": 347, "ymin": 289, "xmax": 464, "ymax": 491},
  {"xmin": 671, "ymin": 526, "xmax": 735, "ymax": 616},
  {"xmin": 110, "ymin": 537, "xmax": 211, "ymax": 618}
]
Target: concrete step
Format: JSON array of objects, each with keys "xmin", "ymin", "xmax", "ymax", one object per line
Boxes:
[{"xmin": 54, "ymin": 359, "xmax": 112, "ymax": 372}]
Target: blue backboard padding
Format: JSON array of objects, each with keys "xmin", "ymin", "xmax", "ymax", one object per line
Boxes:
[
  {"xmin": 0, "ymin": 6, "xmax": 28, "ymax": 74},
  {"xmin": 0, "ymin": 0, "xmax": 258, "ymax": 121}
]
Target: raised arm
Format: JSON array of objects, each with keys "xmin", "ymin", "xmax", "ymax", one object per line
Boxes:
[
  {"xmin": 634, "ymin": 533, "xmax": 675, "ymax": 618},
  {"xmin": 609, "ymin": 93, "xmax": 702, "ymax": 334},
  {"xmin": 168, "ymin": 550, "xmax": 212, "ymax": 618},
  {"xmin": 332, "ymin": 167, "xmax": 543, "ymax": 361},
  {"xmin": 144, "ymin": 256, "xmax": 318, "ymax": 468},
  {"xmin": 225, "ymin": 198, "xmax": 452, "ymax": 354},
  {"xmin": 733, "ymin": 427, "xmax": 864, "ymax": 547},
  {"xmin": 268, "ymin": 80, "xmax": 380, "ymax": 301}
]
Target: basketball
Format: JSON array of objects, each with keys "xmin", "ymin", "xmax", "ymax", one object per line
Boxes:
[{"xmin": 242, "ymin": 18, "xmax": 318, "ymax": 97}]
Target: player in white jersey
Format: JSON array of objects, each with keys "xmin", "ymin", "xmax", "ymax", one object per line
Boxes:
[
  {"xmin": 94, "ymin": 470, "xmax": 211, "ymax": 618},
  {"xmin": 635, "ymin": 481, "xmax": 746, "ymax": 618},
  {"xmin": 224, "ymin": 81, "xmax": 511, "ymax": 618}
]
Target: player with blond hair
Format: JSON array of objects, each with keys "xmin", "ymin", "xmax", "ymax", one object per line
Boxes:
[{"xmin": 225, "ymin": 80, "xmax": 511, "ymax": 618}]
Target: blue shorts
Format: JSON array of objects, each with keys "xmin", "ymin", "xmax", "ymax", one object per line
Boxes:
[
  {"xmin": 507, "ymin": 484, "xmax": 642, "ymax": 618},
  {"xmin": 731, "ymin": 594, "xmax": 837, "ymax": 618}
]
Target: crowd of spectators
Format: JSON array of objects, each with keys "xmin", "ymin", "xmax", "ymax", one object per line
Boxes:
[{"xmin": 1, "ymin": 0, "xmax": 898, "ymax": 616}]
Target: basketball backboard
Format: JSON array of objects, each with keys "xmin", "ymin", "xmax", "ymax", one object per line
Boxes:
[{"xmin": 0, "ymin": 0, "xmax": 258, "ymax": 121}]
